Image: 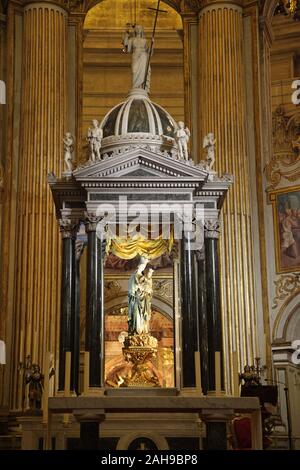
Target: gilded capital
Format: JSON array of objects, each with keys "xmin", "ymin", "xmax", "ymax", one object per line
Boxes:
[
  {"xmin": 21, "ymin": 0, "xmax": 80, "ymax": 13},
  {"xmin": 84, "ymin": 212, "xmax": 104, "ymax": 233},
  {"xmin": 196, "ymin": 0, "xmax": 244, "ymax": 12},
  {"xmin": 59, "ymin": 218, "xmax": 79, "ymax": 239}
]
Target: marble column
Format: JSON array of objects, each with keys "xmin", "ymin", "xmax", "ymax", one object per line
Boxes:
[
  {"xmin": 202, "ymin": 410, "xmax": 234, "ymax": 450},
  {"xmin": 73, "ymin": 241, "xmax": 84, "ymax": 394},
  {"xmin": 198, "ymin": 1, "xmax": 258, "ymax": 387},
  {"xmin": 195, "ymin": 249, "xmax": 209, "ymax": 394},
  {"xmin": 74, "ymin": 410, "xmax": 105, "ymax": 450},
  {"xmin": 181, "ymin": 233, "xmax": 197, "ymax": 387},
  {"xmin": 204, "ymin": 220, "xmax": 224, "ymax": 392},
  {"xmin": 11, "ymin": 1, "xmax": 67, "ymax": 408},
  {"xmin": 85, "ymin": 214, "xmax": 105, "ymax": 388},
  {"xmin": 58, "ymin": 219, "xmax": 77, "ymax": 392}
]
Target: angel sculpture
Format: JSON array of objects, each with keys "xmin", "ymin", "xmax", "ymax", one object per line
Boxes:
[
  {"xmin": 203, "ymin": 133, "xmax": 216, "ymax": 170},
  {"xmin": 63, "ymin": 132, "xmax": 75, "ymax": 172},
  {"xmin": 175, "ymin": 121, "xmax": 191, "ymax": 161},
  {"xmin": 87, "ymin": 119, "xmax": 103, "ymax": 161}
]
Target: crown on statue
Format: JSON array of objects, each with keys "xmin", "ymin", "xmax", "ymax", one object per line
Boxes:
[{"xmin": 139, "ymin": 255, "xmax": 150, "ymax": 265}]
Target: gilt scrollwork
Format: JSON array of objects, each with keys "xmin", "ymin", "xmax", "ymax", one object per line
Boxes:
[
  {"xmin": 104, "ymin": 280, "xmax": 123, "ymax": 302},
  {"xmin": 272, "ymin": 273, "xmax": 300, "ymax": 309},
  {"xmin": 265, "ymin": 107, "xmax": 300, "ymax": 190},
  {"xmin": 153, "ymin": 279, "xmax": 173, "ymax": 303}
]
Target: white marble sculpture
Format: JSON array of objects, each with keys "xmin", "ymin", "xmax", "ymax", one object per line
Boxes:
[
  {"xmin": 87, "ymin": 119, "xmax": 103, "ymax": 161},
  {"xmin": 203, "ymin": 133, "xmax": 216, "ymax": 170},
  {"xmin": 174, "ymin": 121, "xmax": 190, "ymax": 161},
  {"xmin": 122, "ymin": 24, "xmax": 151, "ymax": 92},
  {"xmin": 63, "ymin": 132, "xmax": 74, "ymax": 172}
]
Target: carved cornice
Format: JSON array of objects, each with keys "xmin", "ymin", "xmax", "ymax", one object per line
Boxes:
[
  {"xmin": 59, "ymin": 218, "xmax": 79, "ymax": 239},
  {"xmin": 204, "ymin": 219, "xmax": 220, "ymax": 239},
  {"xmin": 272, "ymin": 274, "xmax": 300, "ymax": 309}
]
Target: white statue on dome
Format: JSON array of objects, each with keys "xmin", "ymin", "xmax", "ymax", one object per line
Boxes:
[
  {"xmin": 63, "ymin": 132, "xmax": 75, "ymax": 172},
  {"xmin": 203, "ymin": 133, "xmax": 216, "ymax": 170},
  {"xmin": 122, "ymin": 24, "xmax": 151, "ymax": 92},
  {"xmin": 174, "ymin": 121, "xmax": 190, "ymax": 161},
  {"xmin": 87, "ymin": 119, "xmax": 103, "ymax": 161}
]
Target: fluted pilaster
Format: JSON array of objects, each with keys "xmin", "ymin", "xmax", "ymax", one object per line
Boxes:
[
  {"xmin": 11, "ymin": 2, "xmax": 67, "ymax": 409},
  {"xmin": 198, "ymin": 1, "xmax": 258, "ymax": 389}
]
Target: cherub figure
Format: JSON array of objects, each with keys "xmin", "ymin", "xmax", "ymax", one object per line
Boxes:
[
  {"xmin": 63, "ymin": 132, "xmax": 74, "ymax": 172},
  {"xmin": 87, "ymin": 119, "xmax": 103, "ymax": 161},
  {"xmin": 174, "ymin": 121, "xmax": 190, "ymax": 161},
  {"xmin": 203, "ymin": 133, "xmax": 216, "ymax": 170}
]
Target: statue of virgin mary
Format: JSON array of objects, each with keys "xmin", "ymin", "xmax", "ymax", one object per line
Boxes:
[{"xmin": 128, "ymin": 257, "xmax": 153, "ymax": 336}]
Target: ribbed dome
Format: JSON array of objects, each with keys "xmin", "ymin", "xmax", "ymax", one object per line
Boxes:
[{"xmin": 100, "ymin": 89, "xmax": 176, "ymax": 137}]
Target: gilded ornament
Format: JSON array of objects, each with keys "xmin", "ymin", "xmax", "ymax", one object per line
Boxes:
[
  {"xmin": 265, "ymin": 108, "xmax": 300, "ymax": 190},
  {"xmin": 272, "ymin": 274, "xmax": 300, "ymax": 309},
  {"xmin": 153, "ymin": 279, "xmax": 173, "ymax": 303},
  {"xmin": 104, "ymin": 280, "xmax": 123, "ymax": 301}
]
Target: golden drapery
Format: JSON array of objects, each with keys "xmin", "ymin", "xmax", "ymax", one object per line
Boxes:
[{"xmin": 106, "ymin": 231, "xmax": 173, "ymax": 260}]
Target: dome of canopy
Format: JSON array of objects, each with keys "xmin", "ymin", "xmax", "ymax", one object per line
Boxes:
[{"xmin": 99, "ymin": 89, "xmax": 177, "ymax": 155}]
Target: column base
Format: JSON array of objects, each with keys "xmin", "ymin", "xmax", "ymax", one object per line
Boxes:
[
  {"xmin": 80, "ymin": 387, "xmax": 105, "ymax": 397},
  {"xmin": 55, "ymin": 390, "xmax": 77, "ymax": 397},
  {"xmin": 179, "ymin": 387, "xmax": 204, "ymax": 397},
  {"xmin": 207, "ymin": 390, "xmax": 227, "ymax": 397}
]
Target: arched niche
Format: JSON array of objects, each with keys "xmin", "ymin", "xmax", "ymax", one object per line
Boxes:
[
  {"xmin": 81, "ymin": 0, "xmax": 184, "ymax": 140},
  {"xmin": 84, "ymin": 0, "xmax": 182, "ymax": 29},
  {"xmin": 273, "ymin": 293, "xmax": 300, "ymax": 344}
]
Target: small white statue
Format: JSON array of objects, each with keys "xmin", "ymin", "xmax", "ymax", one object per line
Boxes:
[
  {"xmin": 203, "ymin": 133, "xmax": 216, "ymax": 170},
  {"xmin": 174, "ymin": 121, "xmax": 190, "ymax": 161},
  {"xmin": 63, "ymin": 132, "xmax": 74, "ymax": 172},
  {"xmin": 87, "ymin": 119, "xmax": 103, "ymax": 161}
]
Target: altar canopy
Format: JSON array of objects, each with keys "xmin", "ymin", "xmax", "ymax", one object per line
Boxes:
[{"xmin": 106, "ymin": 231, "xmax": 174, "ymax": 260}]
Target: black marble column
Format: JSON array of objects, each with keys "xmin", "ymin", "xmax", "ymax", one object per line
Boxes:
[
  {"xmin": 205, "ymin": 422, "xmax": 227, "ymax": 450},
  {"xmin": 196, "ymin": 249, "xmax": 209, "ymax": 395},
  {"xmin": 58, "ymin": 219, "xmax": 77, "ymax": 392},
  {"xmin": 85, "ymin": 214, "xmax": 105, "ymax": 388},
  {"xmin": 204, "ymin": 220, "xmax": 224, "ymax": 392},
  {"xmin": 181, "ymin": 233, "xmax": 198, "ymax": 387},
  {"xmin": 71, "ymin": 241, "xmax": 84, "ymax": 394},
  {"xmin": 80, "ymin": 422, "xmax": 99, "ymax": 450}
]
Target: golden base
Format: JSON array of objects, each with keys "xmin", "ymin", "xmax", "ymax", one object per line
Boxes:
[{"xmin": 113, "ymin": 333, "xmax": 161, "ymax": 388}]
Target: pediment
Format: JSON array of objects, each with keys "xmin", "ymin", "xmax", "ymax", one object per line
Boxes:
[{"xmin": 73, "ymin": 147, "xmax": 209, "ymax": 182}]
